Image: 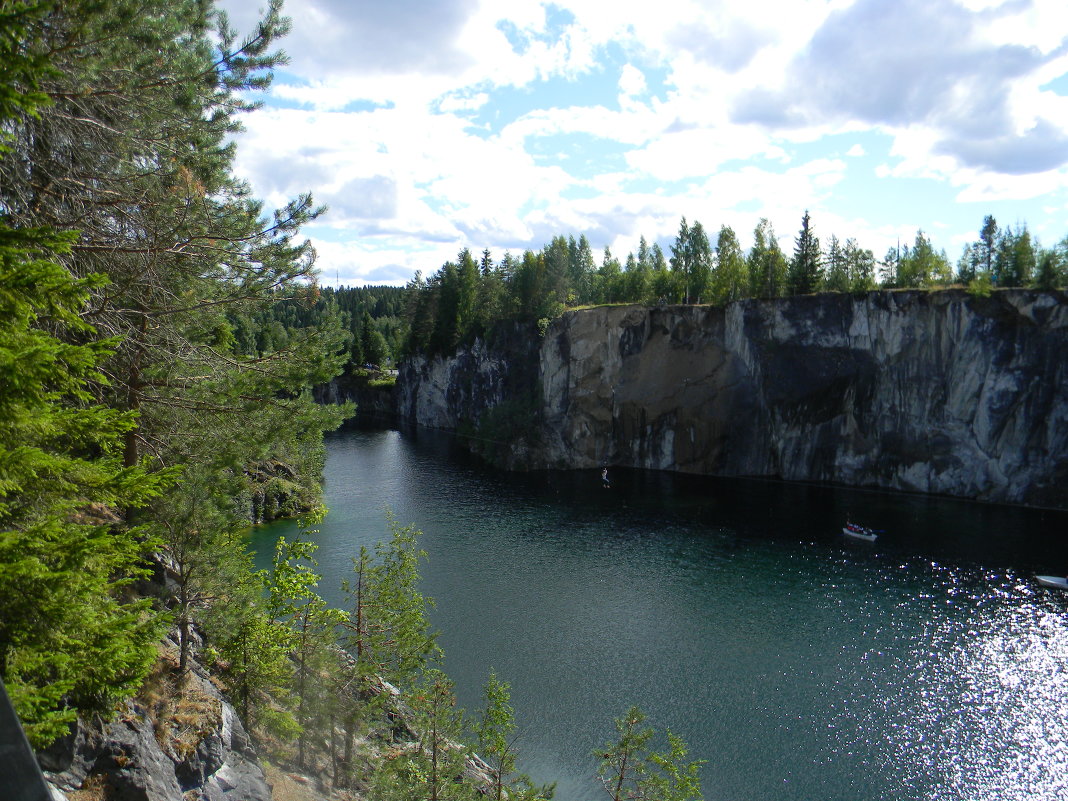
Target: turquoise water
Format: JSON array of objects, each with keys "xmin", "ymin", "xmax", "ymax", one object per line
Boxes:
[{"xmin": 250, "ymin": 424, "xmax": 1068, "ymax": 800}]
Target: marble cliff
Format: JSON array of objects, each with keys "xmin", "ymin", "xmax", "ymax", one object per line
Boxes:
[{"xmin": 397, "ymin": 290, "xmax": 1068, "ymax": 509}]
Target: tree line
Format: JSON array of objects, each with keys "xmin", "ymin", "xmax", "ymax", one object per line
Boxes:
[
  {"xmin": 235, "ymin": 285, "xmax": 407, "ymax": 370},
  {"xmin": 402, "ymin": 213, "xmax": 1068, "ymax": 359}
]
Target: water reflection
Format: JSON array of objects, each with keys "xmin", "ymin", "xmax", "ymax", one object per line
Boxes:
[{"xmin": 251, "ymin": 424, "xmax": 1068, "ymax": 801}]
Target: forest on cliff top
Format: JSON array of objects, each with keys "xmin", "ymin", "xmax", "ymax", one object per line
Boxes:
[{"xmin": 400, "ymin": 213, "xmax": 1067, "ymax": 361}]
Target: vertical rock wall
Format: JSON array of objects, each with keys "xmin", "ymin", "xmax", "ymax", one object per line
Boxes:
[{"xmin": 397, "ymin": 290, "xmax": 1068, "ymax": 508}]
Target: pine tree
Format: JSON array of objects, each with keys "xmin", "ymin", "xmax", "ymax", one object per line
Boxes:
[
  {"xmin": 788, "ymin": 210, "xmax": 822, "ymax": 295},
  {"xmin": 267, "ymin": 528, "xmax": 346, "ymax": 768},
  {"xmin": 596, "ymin": 707, "xmax": 704, "ymax": 801},
  {"xmin": 476, "ymin": 671, "xmax": 555, "ymax": 801},
  {"xmin": 2, "ymin": 0, "xmax": 351, "ymax": 471},
  {"xmin": 337, "ymin": 515, "xmax": 440, "ymax": 781},
  {"xmin": 372, "ymin": 669, "xmax": 474, "ymax": 801},
  {"xmin": 0, "ymin": 18, "xmax": 176, "ymax": 743},
  {"xmin": 0, "ymin": 226, "xmax": 173, "ymax": 746},
  {"xmin": 823, "ymin": 234, "xmax": 849, "ymax": 292},
  {"xmin": 979, "ymin": 215, "xmax": 999, "ymax": 277}
]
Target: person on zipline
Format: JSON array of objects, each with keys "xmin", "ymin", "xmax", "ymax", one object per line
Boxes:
[{"xmin": 601, "ymin": 466, "xmax": 611, "ymax": 489}]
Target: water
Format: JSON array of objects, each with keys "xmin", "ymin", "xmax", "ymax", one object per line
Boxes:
[{"xmin": 250, "ymin": 423, "xmax": 1068, "ymax": 800}]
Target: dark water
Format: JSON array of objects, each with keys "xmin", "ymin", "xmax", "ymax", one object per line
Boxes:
[{"xmin": 250, "ymin": 423, "xmax": 1068, "ymax": 801}]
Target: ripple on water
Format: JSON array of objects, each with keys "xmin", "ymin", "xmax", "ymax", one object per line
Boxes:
[{"xmin": 253, "ymin": 426, "xmax": 1068, "ymax": 801}]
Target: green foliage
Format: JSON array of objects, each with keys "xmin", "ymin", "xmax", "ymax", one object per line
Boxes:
[
  {"xmin": 843, "ymin": 238, "xmax": 877, "ymax": 292},
  {"xmin": 1034, "ymin": 247, "xmax": 1064, "ymax": 290},
  {"xmin": 0, "ymin": 226, "xmax": 173, "ymax": 746},
  {"xmin": 268, "ymin": 523, "xmax": 347, "ymax": 766},
  {"xmin": 341, "ymin": 513, "xmax": 439, "ymax": 690},
  {"xmin": 712, "ymin": 225, "xmax": 747, "ymax": 304},
  {"xmin": 0, "ymin": 0, "xmax": 359, "ymax": 753},
  {"xmin": 373, "ymin": 669, "xmax": 474, "ymax": 801},
  {"xmin": 788, "ymin": 210, "xmax": 822, "ymax": 295},
  {"xmin": 967, "ymin": 271, "xmax": 994, "ymax": 297},
  {"xmin": 823, "ymin": 234, "xmax": 849, "ymax": 293},
  {"xmin": 894, "ymin": 230, "xmax": 952, "ymax": 288},
  {"xmin": 214, "ymin": 581, "xmax": 294, "ymax": 737},
  {"xmin": 463, "ymin": 390, "xmax": 542, "ymax": 464},
  {"xmin": 669, "ymin": 218, "xmax": 714, "ymax": 303},
  {"xmin": 748, "ymin": 218, "xmax": 789, "ymax": 299},
  {"xmin": 596, "ymin": 707, "xmax": 704, "ymax": 801},
  {"xmin": 993, "ymin": 224, "xmax": 1036, "ymax": 287},
  {"xmin": 476, "ymin": 671, "xmax": 555, "ymax": 801}
]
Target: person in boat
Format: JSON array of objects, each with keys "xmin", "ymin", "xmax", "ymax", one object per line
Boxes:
[{"xmin": 601, "ymin": 466, "xmax": 610, "ymax": 488}]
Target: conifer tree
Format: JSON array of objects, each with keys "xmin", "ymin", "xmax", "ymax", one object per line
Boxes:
[
  {"xmin": 978, "ymin": 215, "xmax": 999, "ymax": 276},
  {"xmin": 823, "ymin": 234, "xmax": 849, "ymax": 292},
  {"xmin": 476, "ymin": 671, "xmax": 555, "ymax": 801},
  {"xmin": 0, "ymin": 226, "xmax": 173, "ymax": 746},
  {"xmin": 0, "ymin": 15, "xmax": 175, "ymax": 744},
  {"xmin": 1034, "ymin": 248, "xmax": 1063, "ymax": 290},
  {"xmin": 788, "ymin": 210, "xmax": 822, "ymax": 295},
  {"xmin": 336, "ymin": 515, "xmax": 439, "ymax": 781},
  {"xmin": 362, "ymin": 311, "xmax": 390, "ymax": 367},
  {"xmin": 596, "ymin": 707, "xmax": 704, "ymax": 801},
  {"xmin": 1, "ymin": 0, "xmax": 350, "ymax": 471},
  {"xmin": 373, "ymin": 669, "xmax": 474, "ymax": 801},
  {"xmin": 268, "ymin": 529, "xmax": 346, "ymax": 768}
]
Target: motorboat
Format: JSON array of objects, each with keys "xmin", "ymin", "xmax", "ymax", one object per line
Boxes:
[
  {"xmin": 1035, "ymin": 575, "xmax": 1068, "ymax": 590},
  {"xmin": 842, "ymin": 523, "xmax": 878, "ymax": 542}
]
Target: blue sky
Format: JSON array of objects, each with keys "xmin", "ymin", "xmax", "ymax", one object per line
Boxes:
[{"xmin": 221, "ymin": 0, "xmax": 1068, "ymax": 287}]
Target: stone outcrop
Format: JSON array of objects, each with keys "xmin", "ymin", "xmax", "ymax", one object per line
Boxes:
[
  {"xmin": 397, "ymin": 322, "xmax": 541, "ymax": 433},
  {"xmin": 314, "ymin": 370, "xmax": 397, "ymax": 422},
  {"xmin": 396, "ymin": 290, "xmax": 1068, "ymax": 508},
  {"xmin": 41, "ymin": 646, "xmax": 270, "ymax": 801}
]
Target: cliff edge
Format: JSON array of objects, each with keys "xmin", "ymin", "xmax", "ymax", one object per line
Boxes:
[{"xmin": 398, "ymin": 290, "xmax": 1068, "ymax": 508}]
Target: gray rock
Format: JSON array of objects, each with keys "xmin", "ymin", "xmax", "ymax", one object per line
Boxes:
[
  {"xmin": 397, "ymin": 290, "xmax": 1068, "ymax": 508},
  {"xmin": 43, "ymin": 670, "xmax": 270, "ymax": 801}
]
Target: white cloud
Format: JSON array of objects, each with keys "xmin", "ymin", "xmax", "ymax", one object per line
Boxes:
[
  {"xmin": 219, "ymin": 0, "xmax": 1068, "ymax": 285},
  {"xmin": 618, "ymin": 64, "xmax": 647, "ymax": 98}
]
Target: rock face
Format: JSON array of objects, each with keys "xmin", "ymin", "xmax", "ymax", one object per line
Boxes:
[
  {"xmin": 396, "ymin": 290, "xmax": 1068, "ymax": 508},
  {"xmin": 397, "ymin": 324, "xmax": 539, "ymax": 430},
  {"xmin": 41, "ymin": 656, "xmax": 270, "ymax": 801},
  {"xmin": 314, "ymin": 371, "xmax": 397, "ymax": 422}
]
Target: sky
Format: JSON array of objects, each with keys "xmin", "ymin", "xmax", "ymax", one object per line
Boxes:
[{"xmin": 219, "ymin": 0, "xmax": 1068, "ymax": 288}]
